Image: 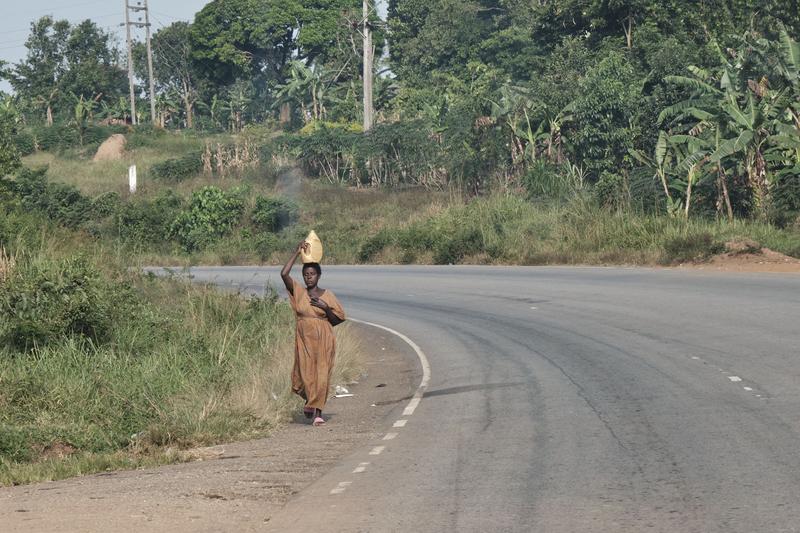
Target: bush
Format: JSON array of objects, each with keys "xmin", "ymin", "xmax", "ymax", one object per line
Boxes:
[
  {"xmin": 522, "ymin": 161, "xmax": 573, "ymax": 200},
  {"xmin": 125, "ymin": 124, "xmax": 167, "ymax": 149},
  {"xmin": 594, "ymin": 171, "xmax": 627, "ymax": 209},
  {"xmin": 251, "ymin": 232, "xmax": 280, "ymax": 261},
  {"xmin": 90, "ymin": 192, "xmax": 122, "ymax": 218},
  {"xmin": 358, "ymin": 229, "xmax": 396, "ymax": 262},
  {"xmin": 659, "ymin": 233, "xmax": 724, "ymax": 265},
  {"xmin": 14, "ymin": 167, "xmax": 92, "ymax": 228},
  {"xmin": 150, "ymin": 152, "xmax": 203, "ymax": 181},
  {"xmin": 0, "ymin": 256, "xmax": 132, "ymax": 351},
  {"xmin": 171, "ymin": 187, "xmax": 245, "ymax": 251},
  {"xmin": 433, "ymin": 228, "xmax": 484, "ymax": 264},
  {"xmin": 115, "ymin": 191, "xmax": 183, "ymax": 245},
  {"xmin": 250, "ymin": 196, "xmax": 298, "ymax": 232},
  {"xmin": 12, "ymin": 130, "xmax": 36, "ymax": 157}
]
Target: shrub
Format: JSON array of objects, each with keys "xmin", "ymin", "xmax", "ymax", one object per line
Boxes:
[
  {"xmin": 12, "ymin": 130, "xmax": 36, "ymax": 157},
  {"xmin": 125, "ymin": 124, "xmax": 167, "ymax": 149},
  {"xmin": 252, "ymin": 232, "xmax": 280, "ymax": 261},
  {"xmin": 250, "ymin": 196, "xmax": 298, "ymax": 232},
  {"xmin": 659, "ymin": 233, "xmax": 724, "ymax": 265},
  {"xmin": 171, "ymin": 187, "xmax": 245, "ymax": 251},
  {"xmin": 358, "ymin": 229, "xmax": 395, "ymax": 262},
  {"xmin": 433, "ymin": 228, "xmax": 484, "ymax": 264},
  {"xmin": 14, "ymin": 167, "xmax": 92, "ymax": 228},
  {"xmin": 90, "ymin": 192, "xmax": 122, "ymax": 218},
  {"xmin": 115, "ymin": 191, "xmax": 182, "ymax": 245},
  {"xmin": 522, "ymin": 161, "xmax": 574, "ymax": 201},
  {"xmin": 0, "ymin": 256, "xmax": 132, "ymax": 351},
  {"xmin": 150, "ymin": 152, "xmax": 203, "ymax": 181},
  {"xmin": 594, "ymin": 171, "xmax": 627, "ymax": 209},
  {"xmin": 31, "ymin": 124, "xmax": 79, "ymax": 152}
]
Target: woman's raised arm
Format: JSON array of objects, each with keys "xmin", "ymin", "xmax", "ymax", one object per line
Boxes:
[{"xmin": 281, "ymin": 241, "xmax": 307, "ymax": 295}]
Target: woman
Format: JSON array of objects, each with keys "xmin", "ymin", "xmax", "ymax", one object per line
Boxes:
[{"xmin": 281, "ymin": 241, "xmax": 345, "ymax": 426}]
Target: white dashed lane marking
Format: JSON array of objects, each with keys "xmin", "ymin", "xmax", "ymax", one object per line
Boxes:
[
  {"xmin": 352, "ymin": 462, "xmax": 369, "ymax": 474},
  {"xmin": 330, "ymin": 481, "xmax": 352, "ymax": 495},
  {"xmin": 333, "ymin": 319, "xmax": 431, "ymax": 499}
]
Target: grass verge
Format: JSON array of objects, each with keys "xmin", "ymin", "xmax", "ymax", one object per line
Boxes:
[{"xmin": 0, "ymin": 258, "xmax": 362, "ymax": 486}]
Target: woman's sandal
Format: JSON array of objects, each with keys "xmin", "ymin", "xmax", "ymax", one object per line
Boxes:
[{"xmin": 312, "ymin": 416, "xmax": 325, "ymax": 426}]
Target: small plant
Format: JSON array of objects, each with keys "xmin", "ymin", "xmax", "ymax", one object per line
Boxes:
[
  {"xmin": 250, "ymin": 196, "xmax": 298, "ymax": 232},
  {"xmin": 150, "ymin": 152, "xmax": 203, "ymax": 181},
  {"xmin": 358, "ymin": 229, "xmax": 395, "ymax": 262},
  {"xmin": 0, "ymin": 255, "xmax": 131, "ymax": 351},
  {"xmin": 433, "ymin": 228, "xmax": 483, "ymax": 264},
  {"xmin": 659, "ymin": 233, "xmax": 724, "ymax": 265},
  {"xmin": 171, "ymin": 186, "xmax": 245, "ymax": 251}
]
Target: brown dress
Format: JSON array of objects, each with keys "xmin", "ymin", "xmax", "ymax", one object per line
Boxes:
[{"xmin": 288, "ymin": 278, "xmax": 346, "ymax": 411}]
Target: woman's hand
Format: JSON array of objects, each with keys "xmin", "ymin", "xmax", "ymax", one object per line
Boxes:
[
  {"xmin": 297, "ymin": 240, "xmax": 309, "ymax": 254},
  {"xmin": 310, "ymin": 296, "xmax": 330, "ymax": 311}
]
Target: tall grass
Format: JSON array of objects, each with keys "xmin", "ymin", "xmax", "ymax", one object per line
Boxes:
[
  {"xmin": 0, "ymin": 255, "xmax": 362, "ymax": 486},
  {"xmin": 348, "ymin": 192, "xmax": 800, "ymax": 265}
]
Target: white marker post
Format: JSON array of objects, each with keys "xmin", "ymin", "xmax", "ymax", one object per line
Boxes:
[{"xmin": 128, "ymin": 164, "xmax": 137, "ymax": 193}]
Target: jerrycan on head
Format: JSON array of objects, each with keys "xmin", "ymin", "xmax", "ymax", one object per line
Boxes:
[{"xmin": 301, "ymin": 230, "xmax": 323, "ymax": 263}]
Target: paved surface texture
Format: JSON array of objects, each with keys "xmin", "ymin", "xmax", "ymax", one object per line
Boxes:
[
  {"xmin": 4, "ymin": 265, "xmax": 800, "ymax": 532},
  {"xmin": 190, "ymin": 265, "xmax": 800, "ymax": 533}
]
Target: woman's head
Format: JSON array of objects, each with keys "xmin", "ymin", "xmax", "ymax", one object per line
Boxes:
[{"xmin": 302, "ymin": 262, "xmax": 321, "ymax": 288}]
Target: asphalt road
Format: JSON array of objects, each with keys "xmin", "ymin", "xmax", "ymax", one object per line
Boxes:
[{"xmin": 184, "ymin": 265, "xmax": 800, "ymax": 533}]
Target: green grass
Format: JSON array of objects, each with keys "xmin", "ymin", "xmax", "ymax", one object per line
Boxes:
[
  {"xmin": 0, "ymin": 237, "xmax": 363, "ymax": 486},
  {"xmin": 22, "ymin": 131, "xmax": 233, "ymax": 197}
]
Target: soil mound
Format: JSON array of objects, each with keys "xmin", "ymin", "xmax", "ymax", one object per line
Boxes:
[
  {"xmin": 93, "ymin": 134, "xmax": 127, "ymax": 162},
  {"xmin": 700, "ymin": 239, "xmax": 800, "ymax": 273}
]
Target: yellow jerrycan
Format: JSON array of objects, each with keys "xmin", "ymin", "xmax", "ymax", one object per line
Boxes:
[{"xmin": 301, "ymin": 230, "xmax": 323, "ymax": 263}]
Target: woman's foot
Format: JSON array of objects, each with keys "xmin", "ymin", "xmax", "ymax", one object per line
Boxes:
[{"xmin": 312, "ymin": 416, "xmax": 325, "ymax": 426}]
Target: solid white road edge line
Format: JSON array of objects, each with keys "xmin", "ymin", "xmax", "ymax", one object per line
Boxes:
[{"xmin": 349, "ymin": 318, "xmax": 432, "ymax": 417}]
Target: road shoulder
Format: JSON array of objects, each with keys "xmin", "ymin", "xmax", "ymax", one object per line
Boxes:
[{"xmin": 0, "ymin": 321, "xmax": 421, "ymax": 533}]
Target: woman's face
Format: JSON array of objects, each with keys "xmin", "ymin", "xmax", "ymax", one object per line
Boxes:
[{"xmin": 302, "ymin": 267, "xmax": 319, "ymax": 289}]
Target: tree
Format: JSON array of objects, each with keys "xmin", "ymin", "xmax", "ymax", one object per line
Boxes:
[
  {"xmin": 0, "ymin": 97, "xmax": 21, "ymax": 177},
  {"xmin": 190, "ymin": 0, "xmax": 361, "ymax": 97},
  {"xmin": 134, "ymin": 22, "xmax": 200, "ymax": 128},
  {"xmin": 59, "ymin": 20, "xmax": 127, "ymax": 106},
  {"xmin": 3, "ymin": 17, "xmax": 125, "ymax": 125},
  {"xmin": 3, "ymin": 17, "xmax": 70, "ymax": 125}
]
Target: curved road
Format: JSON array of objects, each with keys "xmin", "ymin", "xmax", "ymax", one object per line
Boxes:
[{"xmin": 186, "ymin": 265, "xmax": 800, "ymax": 532}]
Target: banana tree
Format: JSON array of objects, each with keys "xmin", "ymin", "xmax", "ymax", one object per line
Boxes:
[{"xmin": 629, "ymin": 131, "xmax": 683, "ymax": 217}]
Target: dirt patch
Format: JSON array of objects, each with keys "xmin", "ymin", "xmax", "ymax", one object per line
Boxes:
[
  {"xmin": 92, "ymin": 134, "xmax": 127, "ymax": 162},
  {"xmin": 682, "ymin": 239, "xmax": 800, "ymax": 274},
  {"xmin": 37, "ymin": 443, "xmax": 76, "ymax": 461},
  {"xmin": 0, "ymin": 322, "xmax": 420, "ymax": 532}
]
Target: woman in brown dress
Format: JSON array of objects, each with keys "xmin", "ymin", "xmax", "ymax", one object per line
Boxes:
[{"xmin": 281, "ymin": 241, "xmax": 346, "ymax": 426}]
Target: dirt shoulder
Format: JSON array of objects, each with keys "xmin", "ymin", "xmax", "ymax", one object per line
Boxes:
[
  {"xmin": 0, "ymin": 322, "xmax": 420, "ymax": 533},
  {"xmin": 680, "ymin": 240, "xmax": 800, "ymax": 274}
]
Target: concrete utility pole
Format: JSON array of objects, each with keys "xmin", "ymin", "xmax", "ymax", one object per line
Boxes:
[
  {"xmin": 144, "ymin": 0, "xmax": 156, "ymax": 124},
  {"xmin": 123, "ymin": 0, "xmax": 156, "ymax": 124},
  {"xmin": 362, "ymin": 0, "xmax": 373, "ymax": 131},
  {"xmin": 124, "ymin": 1, "xmax": 136, "ymax": 125}
]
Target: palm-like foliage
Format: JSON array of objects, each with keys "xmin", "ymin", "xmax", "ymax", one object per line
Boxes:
[{"xmin": 660, "ymin": 33, "xmax": 800, "ymax": 220}]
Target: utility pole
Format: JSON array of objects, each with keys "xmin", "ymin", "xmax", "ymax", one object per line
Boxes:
[
  {"xmin": 362, "ymin": 0, "xmax": 373, "ymax": 132},
  {"xmin": 144, "ymin": 0, "xmax": 156, "ymax": 124},
  {"xmin": 124, "ymin": 1, "xmax": 136, "ymax": 125},
  {"xmin": 123, "ymin": 0, "xmax": 156, "ymax": 125}
]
